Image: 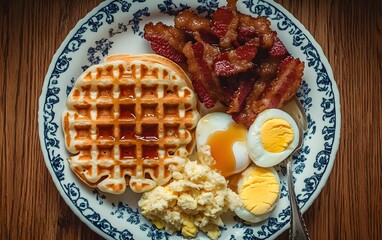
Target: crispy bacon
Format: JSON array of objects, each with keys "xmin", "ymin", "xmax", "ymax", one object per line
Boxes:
[
  {"xmin": 236, "ymin": 57, "xmax": 304, "ymax": 127},
  {"xmin": 256, "ymin": 56, "xmax": 284, "ymax": 81},
  {"xmin": 192, "ymin": 32, "xmax": 221, "ymax": 67},
  {"xmin": 183, "ymin": 42, "xmax": 220, "ymax": 108},
  {"xmin": 144, "ymin": 22, "xmax": 188, "ymax": 63},
  {"xmin": 214, "ymin": 41, "xmax": 258, "ymax": 77},
  {"xmin": 211, "ymin": 7, "xmax": 239, "ymax": 48},
  {"xmin": 175, "ymin": 10, "xmax": 219, "ymax": 44},
  {"xmin": 197, "ymin": 31, "xmax": 220, "ymax": 45},
  {"xmin": 237, "ymin": 14, "xmax": 275, "ymax": 48},
  {"xmin": 144, "ymin": 2, "xmax": 304, "ymax": 119},
  {"xmin": 220, "ymin": 77, "xmax": 240, "ymax": 103},
  {"xmin": 175, "ymin": 9, "xmax": 212, "ymax": 33},
  {"xmin": 269, "ymin": 37, "xmax": 288, "ymax": 57},
  {"xmin": 227, "ymin": 78, "xmax": 255, "ymax": 113},
  {"xmin": 232, "ymin": 78, "xmax": 268, "ymax": 125}
]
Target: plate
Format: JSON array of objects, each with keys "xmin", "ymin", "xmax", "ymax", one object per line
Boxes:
[{"xmin": 38, "ymin": 0, "xmax": 341, "ymax": 239}]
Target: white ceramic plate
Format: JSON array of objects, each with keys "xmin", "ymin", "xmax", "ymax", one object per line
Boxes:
[{"xmin": 38, "ymin": 0, "xmax": 341, "ymax": 239}]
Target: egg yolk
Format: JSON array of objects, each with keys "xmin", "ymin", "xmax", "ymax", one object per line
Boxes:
[
  {"xmin": 240, "ymin": 166, "xmax": 279, "ymax": 215},
  {"xmin": 260, "ymin": 118, "xmax": 294, "ymax": 153},
  {"xmin": 207, "ymin": 122, "xmax": 246, "ymax": 177}
]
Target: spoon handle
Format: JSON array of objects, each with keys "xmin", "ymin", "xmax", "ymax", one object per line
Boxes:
[{"xmin": 287, "ymin": 158, "xmax": 310, "ymax": 240}]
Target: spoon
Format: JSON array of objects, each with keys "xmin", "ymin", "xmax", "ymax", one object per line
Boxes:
[{"xmin": 282, "ymin": 97, "xmax": 310, "ymax": 240}]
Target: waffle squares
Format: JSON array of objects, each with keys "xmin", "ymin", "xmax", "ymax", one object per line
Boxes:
[{"xmin": 62, "ymin": 54, "xmax": 200, "ymax": 194}]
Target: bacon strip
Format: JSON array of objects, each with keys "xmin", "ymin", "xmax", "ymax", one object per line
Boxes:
[
  {"xmin": 192, "ymin": 32, "xmax": 221, "ymax": 68},
  {"xmin": 214, "ymin": 41, "xmax": 258, "ymax": 77},
  {"xmin": 211, "ymin": 7, "xmax": 239, "ymax": 48},
  {"xmin": 237, "ymin": 14, "xmax": 275, "ymax": 48},
  {"xmin": 231, "ymin": 78, "xmax": 267, "ymax": 125},
  {"xmin": 175, "ymin": 9, "xmax": 212, "ymax": 33},
  {"xmin": 227, "ymin": 78, "xmax": 255, "ymax": 113},
  {"xmin": 256, "ymin": 56, "xmax": 284, "ymax": 81},
  {"xmin": 183, "ymin": 42, "xmax": 220, "ymax": 108},
  {"xmin": 269, "ymin": 36, "xmax": 288, "ymax": 58},
  {"xmin": 175, "ymin": 9, "xmax": 219, "ymax": 44},
  {"xmin": 236, "ymin": 57, "xmax": 304, "ymax": 127},
  {"xmin": 144, "ymin": 22, "xmax": 188, "ymax": 63}
]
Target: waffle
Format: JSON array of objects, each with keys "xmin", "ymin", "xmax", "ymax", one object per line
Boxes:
[{"xmin": 62, "ymin": 54, "xmax": 200, "ymax": 194}]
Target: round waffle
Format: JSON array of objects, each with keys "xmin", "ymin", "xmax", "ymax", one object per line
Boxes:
[{"xmin": 62, "ymin": 54, "xmax": 200, "ymax": 194}]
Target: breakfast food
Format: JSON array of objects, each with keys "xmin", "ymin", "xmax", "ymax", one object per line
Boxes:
[
  {"xmin": 196, "ymin": 112, "xmax": 251, "ymax": 177},
  {"xmin": 138, "ymin": 159, "xmax": 241, "ymax": 240},
  {"xmin": 143, "ymin": 1, "xmax": 304, "ymax": 127},
  {"xmin": 231, "ymin": 165, "xmax": 280, "ymax": 223},
  {"xmin": 60, "ymin": 0, "xmax": 307, "ymax": 237},
  {"xmin": 62, "ymin": 53, "xmax": 199, "ymax": 194},
  {"xmin": 247, "ymin": 109, "xmax": 299, "ymax": 167}
]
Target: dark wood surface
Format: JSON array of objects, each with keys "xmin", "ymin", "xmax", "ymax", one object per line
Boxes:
[{"xmin": 1, "ymin": 0, "xmax": 381, "ymax": 239}]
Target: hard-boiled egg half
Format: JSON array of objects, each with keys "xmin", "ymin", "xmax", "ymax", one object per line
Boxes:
[
  {"xmin": 234, "ymin": 165, "xmax": 280, "ymax": 223},
  {"xmin": 247, "ymin": 109, "xmax": 299, "ymax": 167},
  {"xmin": 196, "ymin": 112, "xmax": 251, "ymax": 177}
]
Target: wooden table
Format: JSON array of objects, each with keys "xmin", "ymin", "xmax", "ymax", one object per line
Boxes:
[{"xmin": 1, "ymin": 0, "xmax": 380, "ymax": 239}]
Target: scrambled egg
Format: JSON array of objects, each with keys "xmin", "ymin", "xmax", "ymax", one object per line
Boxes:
[{"xmin": 138, "ymin": 159, "xmax": 241, "ymax": 239}]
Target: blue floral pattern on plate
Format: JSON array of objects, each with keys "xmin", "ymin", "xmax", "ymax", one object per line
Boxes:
[{"xmin": 38, "ymin": 0, "xmax": 340, "ymax": 239}]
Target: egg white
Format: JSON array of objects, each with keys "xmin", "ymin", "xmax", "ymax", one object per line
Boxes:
[
  {"xmin": 196, "ymin": 112, "xmax": 251, "ymax": 176},
  {"xmin": 247, "ymin": 109, "xmax": 299, "ymax": 168},
  {"xmin": 234, "ymin": 165, "xmax": 280, "ymax": 223}
]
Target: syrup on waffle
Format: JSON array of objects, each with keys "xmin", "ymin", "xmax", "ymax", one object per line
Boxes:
[{"xmin": 63, "ymin": 54, "xmax": 200, "ymax": 194}]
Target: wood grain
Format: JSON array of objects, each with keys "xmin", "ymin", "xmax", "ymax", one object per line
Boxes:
[{"xmin": 0, "ymin": 0, "xmax": 381, "ymax": 239}]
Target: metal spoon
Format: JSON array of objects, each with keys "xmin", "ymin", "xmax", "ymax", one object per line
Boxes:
[{"xmin": 282, "ymin": 97, "xmax": 310, "ymax": 240}]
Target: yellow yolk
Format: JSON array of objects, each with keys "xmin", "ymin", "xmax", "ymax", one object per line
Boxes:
[
  {"xmin": 206, "ymin": 122, "xmax": 247, "ymax": 177},
  {"xmin": 239, "ymin": 166, "xmax": 279, "ymax": 215},
  {"xmin": 260, "ymin": 118, "xmax": 294, "ymax": 153}
]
